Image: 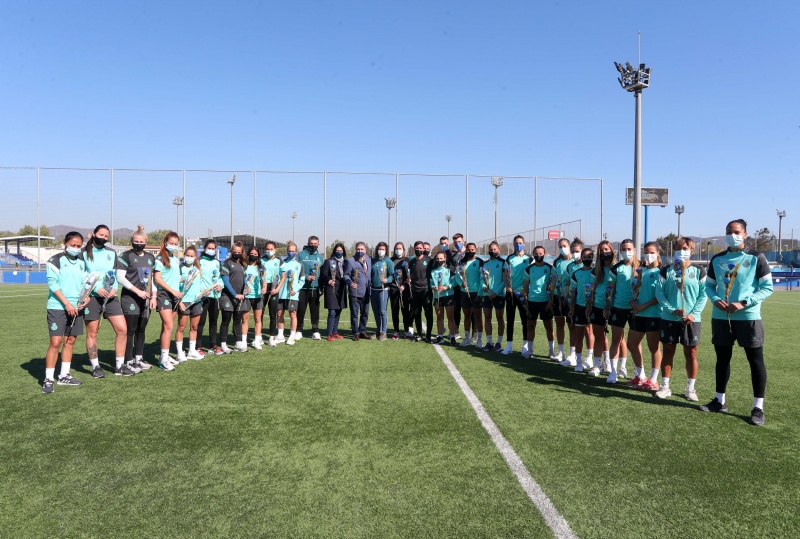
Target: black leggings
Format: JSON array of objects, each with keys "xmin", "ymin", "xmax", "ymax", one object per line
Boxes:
[
  {"xmin": 714, "ymin": 345, "xmax": 767, "ymax": 398},
  {"xmin": 296, "ymin": 289, "xmax": 320, "ymax": 331},
  {"xmin": 219, "ymin": 309, "xmax": 243, "ymax": 344},
  {"xmin": 389, "ymin": 289, "xmax": 412, "ymax": 333},
  {"xmin": 124, "ymin": 313, "xmax": 149, "ymax": 361},
  {"xmin": 197, "ymin": 298, "xmax": 220, "ymax": 348},
  {"xmin": 505, "ymin": 293, "xmax": 529, "ymax": 341},
  {"xmin": 410, "ymin": 289, "xmax": 433, "ymax": 339},
  {"xmin": 260, "ymin": 290, "xmax": 280, "ymax": 337}
]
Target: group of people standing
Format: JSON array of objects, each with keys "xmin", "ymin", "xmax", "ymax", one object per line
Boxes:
[{"xmin": 43, "ymin": 220, "xmax": 773, "ymax": 425}]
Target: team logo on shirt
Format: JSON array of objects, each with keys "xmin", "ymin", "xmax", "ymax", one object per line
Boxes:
[
  {"xmin": 107, "ymin": 253, "xmax": 113, "ymax": 261},
  {"xmin": 148, "ymin": 260, "xmax": 153, "ymax": 265},
  {"xmin": 743, "ymin": 260, "xmax": 751, "ymax": 268}
]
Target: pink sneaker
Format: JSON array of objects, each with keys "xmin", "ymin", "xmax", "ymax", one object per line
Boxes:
[
  {"xmin": 626, "ymin": 376, "xmax": 644, "ymax": 387},
  {"xmin": 639, "ymin": 379, "xmax": 659, "ymax": 391}
]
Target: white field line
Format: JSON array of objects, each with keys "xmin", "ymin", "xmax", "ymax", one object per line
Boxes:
[
  {"xmin": 433, "ymin": 344, "xmax": 578, "ymax": 539},
  {"xmin": 0, "ymin": 293, "xmax": 49, "ymax": 299}
]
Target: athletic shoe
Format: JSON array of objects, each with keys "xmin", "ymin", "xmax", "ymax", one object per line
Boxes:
[
  {"xmin": 618, "ymin": 364, "xmax": 628, "ymax": 379},
  {"xmin": 268, "ymin": 337, "xmax": 277, "ymax": 348},
  {"xmin": 126, "ymin": 362, "xmax": 143, "ymax": 374},
  {"xmin": 210, "ymin": 346, "xmax": 224, "ymax": 355},
  {"xmin": 392, "ymin": 332, "xmax": 400, "ymax": 341},
  {"xmin": 334, "ymin": 333, "xmax": 344, "ymax": 340},
  {"xmin": 275, "ymin": 335, "xmax": 286, "ymax": 344},
  {"xmin": 251, "ymin": 338, "xmax": 263, "ymax": 350},
  {"xmin": 574, "ymin": 363, "xmax": 584, "ymax": 373},
  {"xmin": 286, "ymin": 336, "xmax": 296, "ymax": 345},
  {"xmin": 413, "ymin": 335, "xmax": 424, "ymax": 343},
  {"xmin": 196, "ymin": 349, "xmax": 206, "ymax": 358},
  {"xmin": 560, "ymin": 355, "xmax": 577, "ymax": 368},
  {"xmin": 175, "ymin": 355, "xmax": 187, "ymax": 363},
  {"xmin": 606, "ymin": 372, "xmax": 618, "ymax": 384},
  {"xmin": 57, "ymin": 374, "xmax": 82, "ymax": 386},
  {"xmin": 235, "ymin": 342, "xmax": 248, "ymax": 353},
  {"xmin": 475, "ymin": 339, "xmax": 484, "ymax": 349},
  {"xmin": 626, "ymin": 376, "xmax": 644, "ymax": 387},
  {"xmin": 639, "ymin": 379, "xmax": 659, "ymax": 391},
  {"xmin": 459, "ymin": 337, "xmax": 473, "ymax": 347},
  {"xmin": 501, "ymin": 343, "xmax": 513, "ymax": 355},
  {"xmin": 450, "ymin": 336, "xmax": 457, "ymax": 345},
  {"xmin": 748, "ymin": 407, "xmax": 765, "ymax": 426},
  {"xmin": 293, "ymin": 332, "xmax": 303, "ymax": 341},
  {"xmin": 186, "ymin": 350, "xmax": 204, "ymax": 360},
  {"xmin": 42, "ymin": 379, "xmax": 55, "ymax": 394},
  {"xmin": 91, "ymin": 365, "xmax": 106, "ymax": 379},
  {"xmin": 521, "ymin": 349, "xmax": 532, "ymax": 359},
  {"xmin": 655, "ymin": 385, "xmax": 672, "ymax": 399},
  {"xmin": 684, "ymin": 386, "xmax": 699, "ymax": 402},
  {"xmin": 379, "ymin": 333, "xmax": 388, "ymax": 342},
  {"xmin": 454, "ymin": 333, "xmax": 462, "ymax": 341},
  {"xmin": 220, "ymin": 344, "xmax": 233, "ymax": 354},
  {"xmin": 601, "ymin": 358, "xmax": 611, "ymax": 374},
  {"xmin": 432, "ymin": 336, "xmax": 444, "ymax": 344},
  {"xmin": 699, "ymin": 398, "xmax": 728, "ymax": 413},
  {"xmin": 158, "ymin": 359, "xmax": 175, "ymax": 371},
  {"xmin": 138, "ymin": 359, "xmax": 153, "ymax": 370},
  {"xmin": 491, "ymin": 342, "xmax": 502, "ymax": 352},
  {"xmin": 115, "ymin": 364, "xmax": 136, "ymax": 377},
  {"xmin": 549, "ymin": 352, "xmax": 562, "ymax": 362},
  {"xmin": 588, "ymin": 366, "xmax": 601, "ymax": 377},
  {"xmin": 312, "ymin": 332, "xmax": 322, "ymax": 340},
  {"xmin": 327, "ymin": 335, "xmax": 335, "ymax": 342}
]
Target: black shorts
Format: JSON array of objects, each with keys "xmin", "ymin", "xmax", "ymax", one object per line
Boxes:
[
  {"xmin": 660, "ymin": 319, "xmax": 702, "ymax": 346},
  {"xmin": 711, "ymin": 318, "xmax": 765, "ymax": 348},
  {"xmin": 527, "ymin": 300, "xmax": 553, "ymax": 322},
  {"xmin": 47, "ymin": 309, "xmax": 84, "ymax": 337},
  {"xmin": 551, "ymin": 297, "xmax": 565, "ymax": 317},
  {"xmin": 461, "ymin": 292, "xmax": 481, "ymax": 309},
  {"xmin": 608, "ymin": 307, "xmax": 632, "ymax": 329},
  {"xmin": 481, "ymin": 295, "xmax": 506, "ymax": 310},
  {"xmin": 220, "ymin": 295, "xmax": 250, "ymax": 312},
  {"xmin": 120, "ymin": 292, "xmax": 147, "ymax": 316},
  {"xmin": 84, "ymin": 295, "xmax": 124, "ymax": 321},
  {"xmin": 178, "ymin": 301, "xmax": 203, "ymax": 316},
  {"xmin": 630, "ymin": 315, "xmax": 660, "ymax": 333},
  {"xmin": 248, "ymin": 296, "xmax": 265, "ymax": 311},
  {"xmin": 589, "ymin": 306, "xmax": 607, "ymax": 327},
  {"xmin": 572, "ymin": 306, "xmax": 590, "ymax": 326},
  {"xmin": 434, "ymin": 295, "xmax": 454, "ymax": 308},
  {"xmin": 156, "ymin": 290, "xmax": 176, "ymax": 312},
  {"xmin": 278, "ymin": 299, "xmax": 299, "ymax": 312}
]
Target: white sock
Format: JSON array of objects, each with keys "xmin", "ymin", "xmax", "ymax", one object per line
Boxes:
[
  {"xmin": 505, "ymin": 340, "xmax": 512, "ymax": 347},
  {"xmin": 593, "ymin": 356, "xmax": 601, "ymax": 368},
  {"xmin": 45, "ymin": 367, "xmax": 56, "ymax": 380},
  {"xmin": 649, "ymin": 368, "xmax": 660, "ymax": 382},
  {"xmin": 59, "ymin": 362, "xmax": 71, "ymax": 378},
  {"xmin": 174, "ymin": 340, "xmax": 183, "ymax": 356},
  {"xmin": 548, "ymin": 341, "xmax": 555, "ymax": 354},
  {"xmin": 189, "ymin": 340, "xmax": 196, "ymax": 352},
  {"xmin": 716, "ymin": 392, "xmax": 726, "ymax": 404},
  {"xmin": 115, "ymin": 357, "xmax": 124, "ymax": 369},
  {"xmin": 477, "ymin": 332, "xmax": 483, "ymax": 340},
  {"xmin": 586, "ymin": 349, "xmax": 593, "ymax": 363},
  {"xmin": 662, "ymin": 376, "xmax": 670, "ymax": 388},
  {"xmin": 558, "ymin": 343, "xmax": 565, "ymax": 354},
  {"xmin": 687, "ymin": 378, "xmax": 696, "ymax": 390},
  {"xmin": 135, "ymin": 355, "xmax": 142, "ymax": 361},
  {"xmin": 611, "ymin": 358, "xmax": 619, "ymax": 374},
  {"xmin": 754, "ymin": 397, "xmax": 764, "ymax": 410},
  {"xmin": 89, "ymin": 358, "xmax": 99, "ymax": 368},
  {"xmin": 570, "ymin": 346, "xmax": 576, "ymax": 356},
  {"xmin": 280, "ymin": 329, "xmax": 285, "ymax": 338},
  {"xmin": 634, "ymin": 366, "xmax": 643, "ymax": 378},
  {"xmin": 487, "ymin": 336, "xmax": 493, "ymax": 345},
  {"xmin": 602, "ymin": 350, "xmax": 609, "ymax": 361},
  {"xmin": 161, "ymin": 349, "xmax": 169, "ymax": 360},
  {"xmin": 576, "ymin": 352, "xmax": 583, "ymax": 363}
]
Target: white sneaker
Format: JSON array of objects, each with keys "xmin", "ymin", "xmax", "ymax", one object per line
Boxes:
[
  {"xmin": 293, "ymin": 332, "xmax": 303, "ymax": 340},
  {"xmin": 475, "ymin": 339, "xmax": 484, "ymax": 349},
  {"xmin": 574, "ymin": 363, "xmax": 584, "ymax": 373},
  {"xmin": 655, "ymin": 385, "xmax": 672, "ymax": 399},
  {"xmin": 606, "ymin": 371, "xmax": 618, "ymax": 384},
  {"xmin": 601, "ymin": 358, "xmax": 611, "ymax": 374},
  {"xmin": 176, "ymin": 354, "xmax": 187, "ymax": 363},
  {"xmin": 312, "ymin": 332, "xmax": 321, "ymax": 340},
  {"xmin": 521, "ymin": 349, "xmax": 532, "ymax": 359},
  {"xmin": 684, "ymin": 386, "xmax": 699, "ymax": 402},
  {"xmin": 582, "ymin": 360, "xmax": 593, "ymax": 371},
  {"xmin": 252, "ymin": 339, "xmax": 263, "ymax": 350},
  {"xmin": 501, "ymin": 343, "xmax": 513, "ymax": 355},
  {"xmin": 454, "ymin": 334, "xmax": 462, "ymax": 341},
  {"xmin": 275, "ymin": 335, "xmax": 286, "ymax": 344},
  {"xmin": 588, "ymin": 367, "xmax": 601, "ymax": 377},
  {"xmin": 549, "ymin": 351, "xmax": 562, "ymax": 362},
  {"xmin": 560, "ymin": 355, "xmax": 577, "ymax": 367},
  {"xmin": 158, "ymin": 358, "xmax": 175, "ymax": 371},
  {"xmin": 286, "ymin": 336, "xmax": 296, "ymax": 346},
  {"xmin": 126, "ymin": 362, "xmax": 142, "ymax": 374},
  {"xmin": 459, "ymin": 337, "xmax": 472, "ymax": 347},
  {"xmin": 186, "ymin": 350, "xmax": 204, "ymax": 360},
  {"xmin": 220, "ymin": 343, "xmax": 233, "ymax": 354},
  {"xmin": 267, "ymin": 337, "xmax": 277, "ymax": 348},
  {"xmin": 618, "ymin": 362, "xmax": 628, "ymax": 379},
  {"xmin": 235, "ymin": 342, "xmax": 248, "ymax": 353}
]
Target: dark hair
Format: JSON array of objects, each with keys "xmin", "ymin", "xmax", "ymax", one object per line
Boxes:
[
  {"xmin": 513, "ymin": 235, "xmax": 525, "ymax": 243},
  {"xmin": 413, "ymin": 241, "xmax": 424, "ymax": 249},
  {"xmin": 571, "ymin": 237, "xmax": 584, "ymax": 249},
  {"xmin": 84, "ymin": 224, "xmax": 110, "ymax": 261},
  {"xmin": 439, "ymin": 236, "xmax": 448, "ymax": 242},
  {"xmin": 374, "ymin": 241, "xmax": 389, "ymax": 257},
  {"xmin": 727, "ymin": 219, "xmax": 747, "ymax": 232},
  {"xmin": 594, "ymin": 240, "xmax": 615, "ymax": 277},
  {"xmin": 308, "ymin": 235, "xmax": 319, "ymax": 243},
  {"xmin": 452, "ymin": 233, "xmax": 464, "ymax": 241},
  {"xmin": 643, "ymin": 241, "xmax": 662, "ymax": 268},
  {"xmin": 581, "ymin": 247, "xmax": 594, "ymax": 259},
  {"xmin": 183, "ymin": 245, "xmax": 201, "ymax": 269},
  {"xmin": 203, "ymin": 238, "xmax": 217, "ymax": 249},
  {"xmin": 264, "ymin": 240, "xmax": 276, "ymax": 249},
  {"xmin": 558, "ymin": 237, "xmax": 570, "ymax": 247},
  {"xmin": 466, "ymin": 242, "xmax": 477, "ymax": 250},
  {"xmin": 247, "ymin": 245, "xmax": 263, "ymax": 269},
  {"xmin": 533, "ymin": 245, "xmax": 546, "ymax": 254},
  {"xmin": 64, "ymin": 231, "xmax": 84, "ymax": 246},
  {"xmin": 489, "ymin": 241, "xmax": 500, "ymax": 249},
  {"xmin": 393, "ymin": 242, "xmax": 405, "ymax": 253},
  {"xmin": 158, "ymin": 232, "xmax": 181, "ymax": 269},
  {"xmin": 332, "ymin": 243, "xmax": 346, "ymax": 258}
]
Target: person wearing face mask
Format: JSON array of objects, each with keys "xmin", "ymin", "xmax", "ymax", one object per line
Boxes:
[
  {"xmin": 370, "ymin": 242, "xmax": 395, "ymax": 341},
  {"xmin": 569, "ymin": 247, "xmax": 597, "ymax": 372},
  {"xmin": 585, "ymin": 241, "xmax": 615, "ymax": 377},
  {"xmin": 479, "ymin": 241, "xmax": 506, "ymax": 352},
  {"xmin": 450, "ymin": 233, "xmax": 467, "ymax": 337},
  {"xmin": 195, "ymin": 240, "xmax": 224, "ymax": 355},
  {"xmin": 453, "ymin": 242, "xmax": 484, "ymax": 348},
  {"xmin": 502, "ymin": 235, "xmax": 532, "ymax": 356},
  {"xmin": 218, "ymin": 241, "xmax": 248, "ymax": 354},
  {"xmin": 655, "ymin": 236, "xmax": 707, "ymax": 401},
  {"xmin": 174, "ymin": 245, "xmax": 205, "ymax": 360},
  {"xmin": 320, "ymin": 243, "xmax": 347, "ymax": 341},
  {"xmin": 276, "ymin": 241, "xmax": 304, "ymax": 345},
  {"xmin": 408, "ymin": 240, "xmax": 434, "ymax": 342},
  {"xmin": 606, "ymin": 239, "xmax": 638, "ymax": 383},
  {"xmin": 154, "ymin": 232, "xmax": 185, "ymax": 369},
  {"xmin": 260, "ymin": 241, "xmax": 283, "ymax": 347},
  {"xmin": 41, "ymin": 231, "xmax": 89, "ymax": 393},
  {"xmin": 430, "ymin": 251, "xmax": 456, "ymax": 344},
  {"xmin": 521, "ymin": 246, "xmax": 555, "ymax": 359},
  {"xmin": 344, "ymin": 242, "xmax": 372, "ymax": 340},
  {"xmin": 550, "ymin": 238, "xmax": 573, "ymax": 363},
  {"xmin": 560, "ymin": 238, "xmax": 593, "ymax": 367},
  {"xmin": 241, "ymin": 246, "xmax": 264, "ymax": 350},
  {"xmin": 700, "ymin": 219, "xmax": 773, "ymax": 426},
  {"xmin": 389, "ymin": 242, "xmax": 411, "ymax": 340},
  {"xmin": 627, "ymin": 241, "xmax": 663, "ymax": 391},
  {"xmin": 423, "ymin": 242, "xmax": 433, "ymax": 258},
  {"xmin": 82, "ymin": 224, "xmax": 128, "ymax": 378},
  {"xmin": 116, "ymin": 225, "xmax": 157, "ymax": 373},
  {"xmin": 295, "ymin": 236, "xmax": 325, "ymax": 340}
]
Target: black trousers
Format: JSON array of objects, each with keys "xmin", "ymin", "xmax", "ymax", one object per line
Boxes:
[
  {"xmin": 506, "ymin": 292, "xmax": 529, "ymax": 342},
  {"xmin": 410, "ymin": 288, "xmax": 433, "ymax": 339},
  {"xmin": 197, "ymin": 298, "xmax": 220, "ymax": 348},
  {"xmin": 124, "ymin": 312, "xmax": 149, "ymax": 362},
  {"xmin": 260, "ymin": 289, "xmax": 280, "ymax": 337},
  {"xmin": 220, "ymin": 309, "xmax": 243, "ymax": 344},
  {"xmin": 390, "ymin": 289, "xmax": 412, "ymax": 333},
  {"xmin": 452, "ymin": 284, "xmax": 462, "ymax": 331},
  {"xmin": 296, "ymin": 288, "xmax": 320, "ymax": 331},
  {"xmin": 714, "ymin": 345, "xmax": 767, "ymax": 398}
]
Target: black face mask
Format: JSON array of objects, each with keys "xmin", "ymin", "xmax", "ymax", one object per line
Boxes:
[
  {"xmin": 93, "ymin": 237, "xmax": 107, "ymax": 247},
  {"xmin": 308, "ymin": 245, "xmax": 318, "ymax": 253},
  {"xmin": 464, "ymin": 252, "xmax": 475, "ymax": 259},
  {"xmin": 415, "ymin": 250, "xmax": 424, "ymax": 257},
  {"xmin": 423, "ymin": 249, "xmax": 431, "ymax": 257},
  {"xmin": 436, "ymin": 260, "xmax": 445, "ymax": 267},
  {"xmin": 249, "ymin": 254, "xmax": 259, "ymax": 263},
  {"xmin": 489, "ymin": 252, "xmax": 499, "ymax": 258},
  {"xmin": 534, "ymin": 255, "xmax": 544, "ymax": 263},
  {"xmin": 232, "ymin": 253, "xmax": 242, "ymax": 261},
  {"xmin": 600, "ymin": 252, "xmax": 613, "ymax": 261},
  {"xmin": 582, "ymin": 259, "xmax": 593, "ymax": 267},
  {"xmin": 132, "ymin": 242, "xmax": 146, "ymax": 252}
]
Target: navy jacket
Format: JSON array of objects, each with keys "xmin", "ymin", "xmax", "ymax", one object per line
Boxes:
[{"xmin": 343, "ymin": 255, "xmax": 371, "ymax": 298}]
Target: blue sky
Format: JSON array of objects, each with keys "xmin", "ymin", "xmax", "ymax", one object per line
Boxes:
[{"xmin": 1, "ymin": 1, "xmax": 798, "ymax": 249}]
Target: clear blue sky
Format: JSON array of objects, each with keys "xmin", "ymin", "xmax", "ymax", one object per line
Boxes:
[{"xmin": 1, "ymin": 1, "xmax": 798, "ymax": 249}]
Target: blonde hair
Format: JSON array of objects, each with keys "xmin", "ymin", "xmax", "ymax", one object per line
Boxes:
[{"xmin": 131, "ymin": 225, "xmax": 146, "ymax": 242}]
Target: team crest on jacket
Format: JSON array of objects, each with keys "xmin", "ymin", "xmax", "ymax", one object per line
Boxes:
[{"xmin": 743, "ymin": 260, "xmax": 751, "ymax": 268}]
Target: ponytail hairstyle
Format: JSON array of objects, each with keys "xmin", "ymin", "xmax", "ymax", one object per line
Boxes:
[
  {"xmin": 84, "ymin": 224, "xmax": 110, "ymax": 261},
  {"xmin": 158, "ymin": 231, "xmax": 181, "ymax": 269},
  {"xmin": 619, "ymin": 238, "xmax": 639, "ymax": 272},
  {"xmin": 183, "ymin": 245, "xmax": 201, "ymax": 269},
  {"xmin": 286, "ymin": 241, "xmax": 298, "ymax": 254},
  {"xmin": 63, "ymin": 231, "xmax": 84, "ymax": 251},
  {"xmin": 643, "ymin": 241, "xmax": 662, "ymax": 268},
  {"xmin": 675, "ymin": 236, "xmax": 694, "ymax": 271},
  {"xmin": 556, "ymin": 237, "xmax": 571, "ymax": 261},
  {"xmin": 230, "ymin": 241, "xmax": 245, "ymax": 266},
  {"xmin": 131, "ymin": 225, "xmax": 146, "ymax": 243},
  {"xmin": 593, "ymin": 240, "xmax": 615, "ymax": 278},
  {"xmin": 570, "ymin": 237, "xmax": 584, "ymax": 253}
]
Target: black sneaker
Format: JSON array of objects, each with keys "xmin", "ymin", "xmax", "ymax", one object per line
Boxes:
[
  {"xmin": 433, "ymin": 336, "xmax": 444, "ymax": 345},
  {"xmin": 748, "ymin": 407, "xmax": 765, "ymax": 426},
  {"xmin": 698, "ymin": 398, "xmax": 728, "ymax": 413},
  {"xmin": 42, "ymin": 379, "xmax": 55, "ymax": 394},
  {"xmin": 413, "ymin": 335, "xmax": 424, "ymax": 343},
  {"xmin": 450, "ymin": 336, "xmax": 457, "ymax": 345},
  {"xmin": 115, "ymin": 364, "xmax": 136, "ymax": 377},
  {"xmin": 57, "ymin": 374, "xmax": 82, "ymax": 386},
  {"xmin": 91, "ymin": 365, "xmax": 106, "ymax": 379}
]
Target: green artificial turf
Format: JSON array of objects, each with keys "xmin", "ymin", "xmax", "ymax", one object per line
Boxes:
[{"xmin": 1, "ymin": 284, "xmax": 799, "ymax": 538}]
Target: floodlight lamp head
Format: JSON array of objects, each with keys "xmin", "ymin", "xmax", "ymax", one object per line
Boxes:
[
  {"xmin": 291, "ymin": 211, "xmax": 297, "ymax": 218},
  {"xmin": 445, "ymin": 214, "xmax": 453, "ymax": 222},
  {"xmin": 385, "ymin": 197, "xmax": 397, "ymax": 209},
  {"xmin": 227, "ymin": 174, "xmax": 237, "ymax": 185},
  {"xmin": 490, "ymin": 176, "xmax": 504, "ymax": 187}
]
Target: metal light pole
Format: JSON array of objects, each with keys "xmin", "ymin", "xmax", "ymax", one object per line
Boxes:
[
  {"xmin": 227, "ymin": 175, "xmax": 237, "ymax": 247},
  {"xmin": 445, "ymin": 214, "xmax": 453, "ymax": 238},
  {"xmin": 491, "ymin": 176, "xmax": 504, "ymax": 241},
  {"xmin": 384, "ymin": 198, "xmax": 396, "ymax": 245},
  {"xmin": 675, "ymin": 205, "xmax": 684, "ymax": 238},
  {"xmin": 777, "ymin": 209, "xmax": 786, "ymax": 263},
  {"xmin": 615, "ymin": 57, "xmax": 651, "ymax": 252},
  {"xmin": 172, "ymin": 196, "xmax": 184, "ymax": 236},
  {"xmin": 291, "ymin": 211, "xmax": 298, "ymax": 244}
]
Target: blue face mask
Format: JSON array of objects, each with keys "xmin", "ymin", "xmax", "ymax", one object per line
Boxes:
[
  {"xmin": 286, "ymin": 252, "xmax": 296, "ymax": 259},
  {"xmin": 66, "ymin": 246, "xmax": 82, "ymax": 257},
  {"xmin": 355, "ymin": 252, "xmax": 364, "ymax": 259},
  {"xmin": 334, "ymin": 252, "xmax": 343, "ymax": 259},
  {"xmin": 515, "ymin": 243, "xmax": 524, "ymax": 252},
  {"xmin": 455, "ymin": 242, "xmax": 463, "ymax": 250}
]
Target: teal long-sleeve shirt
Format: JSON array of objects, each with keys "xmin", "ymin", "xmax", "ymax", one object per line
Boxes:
[
  {"xmin": 706, "ymin": 248, "xmax": 773, "ymax": 321},
  {"xmin": 657, "ymin": 264, "xmax": 708, "ymax": 322},
  {"xmin": 371, "ymin": 257, "xmax": 395, "ymax": 288}
]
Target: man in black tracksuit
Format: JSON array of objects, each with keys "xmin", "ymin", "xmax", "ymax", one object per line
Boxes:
[{"xmin": 408, "ymin": 241, "xmax": 434, "ymax": 342}]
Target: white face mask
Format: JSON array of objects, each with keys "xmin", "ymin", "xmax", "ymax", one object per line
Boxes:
[
  {"xmin": 264, "ymin": 250, "xmax": 275, "ymax": 258},
  {"xmin": 645, "ymin": 253, "xmax": 658, "ymax": 264},
  {"xmin": 204, "ymin": 249, "xmax": 216, "ymax": 257},
  {"xmin": 725, "ymin": 234, "xmax": 744, "ymax": 248},
  {"xmin": 678, "ymin": 249, "xmax": 691, "ymax": 260},
  {"xmin": 395, "ymin": 249, "xmax": 404, "ymax": 257},
  {"xmin": 571, "ymin": 252, "xmax": 581, "ymax": 261},
  {"xmin": 184, "ymin": 256, "xmax": 195, "ymax": 265},
  {"xmin": 166, "ymin": 244, "xmax": 179, "ymax": 253},
  {"xmin": 377, "ymin": 249, "xmax": 386, "ymax": 257},
  {"xmin": 619, "ymin": 250, "xmax": 633, "ymax": 261},
  {"xmin": 66, "ymin": 246, "xmax": 82, "ymax": 257},
  {"xmin": 560, "ymin": 246, "xmax": 570, "ymax": 256}
]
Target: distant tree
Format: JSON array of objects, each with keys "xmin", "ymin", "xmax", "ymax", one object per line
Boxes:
[
  {"xmin": 655, "ymin": 233, "xmax": 679, "ymax": 255},
  {"xmin": 754, "ymin": 227, "xmax": 775, "ymax": 252},
  {"xmin": 324, "ymin": 239, "xmax": 347, "ymax": 258},
  {"xmin": 14, "ymin": 224, "xmax": 58, "ymax": 246}
]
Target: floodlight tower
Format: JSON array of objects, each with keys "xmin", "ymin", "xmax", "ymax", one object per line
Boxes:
[
  {"xmin": 491, "ymin": 176, "xmax": 504, "ymax": 241},
  {"xmin": 614, "ymin": 58, "xmax": 651, "ymax": 252},
  {"xmin": 227, "ymin": 175, "xmax": 237, "ymax": 248},
  {"xmin": 777, "ymin": 209, "xmax": 786, "ymax": 262},
  {"xmin": 445, "ymin": 214, "xmax": 453, "ymax": 238},
  {"xmin": 385, "ymin": 197, "xmax": 396, "ymax": 245}
]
